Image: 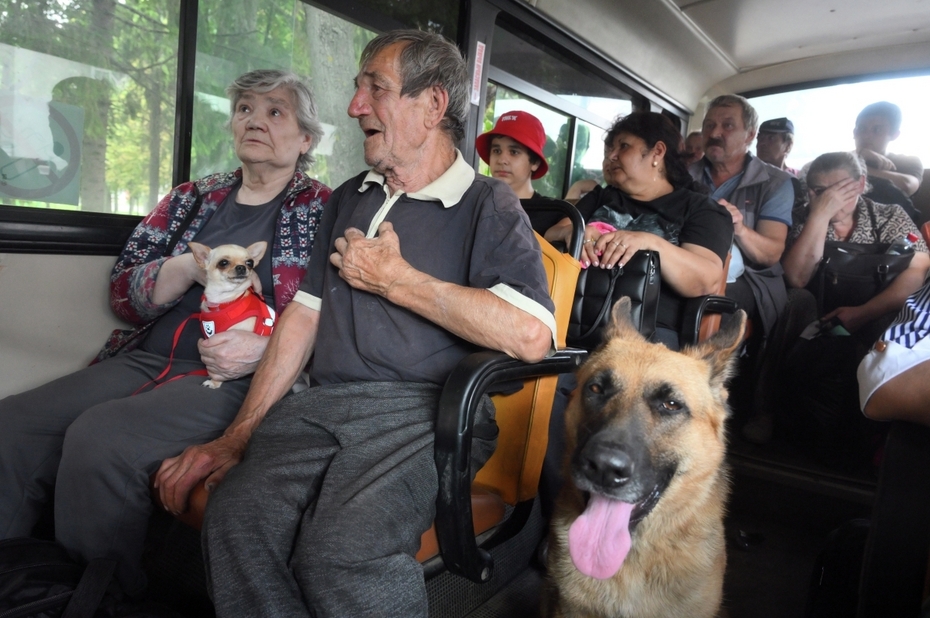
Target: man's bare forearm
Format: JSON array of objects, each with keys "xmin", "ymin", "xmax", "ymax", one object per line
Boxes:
[
  {"xmin": 735, "ymin": 220, "xmax": 787, "ymax": 267},
  {"xmin": 860, "ymin": 256, "xmax": 930, "ymax": 322},
  {"xmin": 223, "ymin": 302, "xmax": 319, "ymax": 447},
  {"xmin": 867, "ymin": 168, "xmax": 920, "ymax": 197},
  {"xmin": 386, "ymin": 270, "xmax": 551, "ymax": 362}
]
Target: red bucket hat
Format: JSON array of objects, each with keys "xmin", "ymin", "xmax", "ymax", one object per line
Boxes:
[{"xmin": 475, "ymin": 110, "xmax": 549, "ymax": 180}]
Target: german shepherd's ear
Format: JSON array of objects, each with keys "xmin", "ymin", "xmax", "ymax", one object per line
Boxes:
[
  {"xmin": 688, "ymin": 310, "xmax": 746, "ymax": 393},
  {"xmin": 603, "ymin": 296, "xmax": 646, "ymax": 343}
]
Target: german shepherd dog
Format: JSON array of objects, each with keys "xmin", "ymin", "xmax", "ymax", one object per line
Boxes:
[{"xmin": 545, "ymin": 298, "xmax": 746, "ymax": 618}]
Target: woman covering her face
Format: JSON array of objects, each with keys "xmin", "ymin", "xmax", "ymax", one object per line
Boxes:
[
  {"xmin": 545, "ymin": 111, "xmax": 734, "ymax": 350},
  {"xmin": 744, "ymin": 151, "xmax": 930, "ymax": 446},
  {"xmin": 783, "ymin": 151, "xmax": 930, "ymax": 333}
]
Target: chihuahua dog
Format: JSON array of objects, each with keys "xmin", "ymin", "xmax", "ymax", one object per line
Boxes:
[{"xmin": 188, "ymin": 241, "xmax": 276, "ymax": 389}]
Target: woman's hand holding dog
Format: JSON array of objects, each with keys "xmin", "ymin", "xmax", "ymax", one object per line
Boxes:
[
  {"xmin": 198, "ymin": 330, "xmax": 268, "ymax": 381},
  {"xmin": 152, "ymin": 253, "xmax": 263, "ymax": 306},
  {"xmin": 152, "ymin": 253, "xmax": 208, "ymax": 305}
]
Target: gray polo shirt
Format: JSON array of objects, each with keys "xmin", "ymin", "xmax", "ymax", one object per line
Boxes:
[{"xmin": 293, "ymin": 151, "xmax": 556, "ymax": 386}]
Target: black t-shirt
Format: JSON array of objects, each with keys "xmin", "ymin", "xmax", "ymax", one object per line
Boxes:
[
  {"xmin": 864, "ymin": 176, "xmax": 919, "ymax": 224},
  {"xmin": 576, "ymin": 184, "xmax": 733, "ymax": 332},
  {"xmin": 520, "ymin": 192, "xmax": 576, "ymax": 236},
  {"xmin": 141, "ymin": 186, "xmax": 282, "ymax": 360}
]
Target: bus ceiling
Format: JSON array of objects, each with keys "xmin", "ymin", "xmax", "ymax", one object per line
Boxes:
[{"xmin": 529, "ymin": 0, "xmax": 930, "ymax": 110}]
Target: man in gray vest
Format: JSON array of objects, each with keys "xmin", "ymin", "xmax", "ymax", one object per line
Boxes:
[{"xmin": 690, "ymin": 94, "xmax": 794, "ymax": 339}]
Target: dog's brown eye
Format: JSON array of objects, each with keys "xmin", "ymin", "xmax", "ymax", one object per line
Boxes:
[
  {"xmin": 246, "ymin": 260, "xmax": 254, "ymax": 269},
  {"xmin": 588, "ymin": 383, "xmax": 603, "ymax": 395},
  {"xmin": 662, "ymin": 400, "xmax": 681, "ymax": 411},
  {"xmin": 218, "ymin": 259, "xmax": 229, "ymax": 268}
]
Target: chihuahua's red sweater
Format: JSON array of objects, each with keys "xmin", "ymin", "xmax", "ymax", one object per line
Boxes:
[{"xmin": 199, "ymin": 289, "xmax": 276, "ymax": 338}]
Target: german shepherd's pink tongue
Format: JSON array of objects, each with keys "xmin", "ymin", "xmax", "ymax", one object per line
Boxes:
[{"xmin": 568, "ymin": 495, "xmax": 634, "ymax": 579}]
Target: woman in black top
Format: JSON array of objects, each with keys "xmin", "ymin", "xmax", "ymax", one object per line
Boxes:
[{"xmin": 546, "ymin": 112, "xmax": 733, "ymax": 349}]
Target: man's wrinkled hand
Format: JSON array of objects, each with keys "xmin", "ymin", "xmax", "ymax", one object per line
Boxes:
[
  {"xmin": 718, "ymin": 198, "xmax": 744, "ymax": 235},
  {"xmin": 153, "ymin": 435, "xmax": 246, "ymax": 515},
  {"xmin": 330, "ymin": 222, "xmax": 411, "ymax": 296}
]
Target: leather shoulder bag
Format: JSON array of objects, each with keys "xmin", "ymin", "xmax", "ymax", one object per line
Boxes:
[
  {"xmin": 808, "ymin": 202, "xmax": 915, "ymax": 315},
  {"xmin": 567, "ymin": 250, "xmax": 661, "ymax": 350}
]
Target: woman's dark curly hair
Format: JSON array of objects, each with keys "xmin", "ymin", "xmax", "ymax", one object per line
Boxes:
[{"xmin": 604, "ymin": 111, "xmax": 696, "ymax": 191}]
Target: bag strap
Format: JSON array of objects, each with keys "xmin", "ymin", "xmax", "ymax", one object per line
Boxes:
[
  {"xmin": 0, "ymin": 592, "xmax": 74, "ymax": 618},
  {"xmin": 61, "ymin": 558, "xmax": 118, "ymax": 618},
  {"xmin": 574, "ymin": 265, "xmax": 622, "ymax": 343},
  {"xmin": 864, "ymin": 199, "xmax": 883, "ymax": 243}
]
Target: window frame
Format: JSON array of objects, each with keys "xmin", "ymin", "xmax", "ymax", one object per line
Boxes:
[{"xmin": 0, "ymin": 0, "xmax": 691, "ymax": 255}]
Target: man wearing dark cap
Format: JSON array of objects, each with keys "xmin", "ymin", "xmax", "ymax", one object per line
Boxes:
[{"xmin": 756, "ymin": 117, "xmax": 799, "ymax": 176}]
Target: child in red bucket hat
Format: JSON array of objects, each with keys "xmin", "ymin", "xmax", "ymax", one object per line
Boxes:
[
  {"xmin": 476, "ymin": 110, "xmax": 549, "ymax": 199},
  {"xmin": 476, "ymin": 110, "xmax": 576, "ymax": 235}
]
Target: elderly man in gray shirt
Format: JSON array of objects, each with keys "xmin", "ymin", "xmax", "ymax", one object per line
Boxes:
[{"xmin": 155, "ymin": 29, "xmax": 556, "ymax": 618}]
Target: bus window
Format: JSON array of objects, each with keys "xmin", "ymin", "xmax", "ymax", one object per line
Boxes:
[
  {"xmin": 570, "ymin": 119, "xmax": 607, "ymax": 190},
  {"xmin": 0, "ymin": 1, "xmax": 180, "ymax": 215},
  {"xmin": 489, "ymin": 23, "xmax": 634, "ymax": 124},
  {"xmin": 191, "ymin": 1, "xmax": 378, "ymax": 190},
  {"xmin": 0, "ymin": 1, "xmax": 385, "ymax": 219},
  {"xmin": 484, "ymin": 21, "xmax": 639, "ymax": 200},
  {"xmin": 747, "ymin": 74, "xmax": 930, "ymax": 172}
]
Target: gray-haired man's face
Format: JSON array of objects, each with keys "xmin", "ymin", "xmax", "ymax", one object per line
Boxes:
[{"xmin": 348, "ymin": 43, "xmax": 434, "ymax": 173}]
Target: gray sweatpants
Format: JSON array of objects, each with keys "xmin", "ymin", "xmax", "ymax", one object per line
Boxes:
[
  {"xmin": 0, "ymin": 350, "xmax": 250, "ymax": 595},
  {"xmin": 203, "ymin": 381, "xmax": 495, "ymax": 618}
]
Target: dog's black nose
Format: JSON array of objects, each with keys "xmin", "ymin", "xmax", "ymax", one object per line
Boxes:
[
  {"xmin": 578, "ymin": 441, "xmax": 632, "ymax": 489},
  {"xmin": 235, "ymin": 265, "xmax": 247, "ymax": 277}
]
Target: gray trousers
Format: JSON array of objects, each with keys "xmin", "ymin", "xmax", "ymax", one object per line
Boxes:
[
  {"xmin": 0, "ymin": 350, "xmax": 250, "ymax": 595},
  {"xmin": 203, "ymin": 381, "xmax": 495, "ymax": 618}
]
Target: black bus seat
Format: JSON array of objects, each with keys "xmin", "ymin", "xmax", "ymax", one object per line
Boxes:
[{"xmin": 681, "ymin": 252, "xmax": 739, "ymax": 346}]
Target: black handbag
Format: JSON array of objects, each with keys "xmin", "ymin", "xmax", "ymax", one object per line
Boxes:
[
  {"xmin": 567, "ymin": 250, "xmax": 661, "ymax": 350},
  {"xmin": 808, "ymin": 200, "xmax": 916, "ymax": 315},
  {"xmin": 809, "ymin": 242, "xmax": 914, "ymax": 315}
]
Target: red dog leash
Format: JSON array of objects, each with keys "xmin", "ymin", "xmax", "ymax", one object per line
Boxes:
[{"xmin": 133, "ymin": 290, "xmax": 275, "ymax": 395}]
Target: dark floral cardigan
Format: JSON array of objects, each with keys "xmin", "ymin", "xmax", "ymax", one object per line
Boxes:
[{"xmin": 95, "ymin": 168, "xmax": 330, "ymax": 362}]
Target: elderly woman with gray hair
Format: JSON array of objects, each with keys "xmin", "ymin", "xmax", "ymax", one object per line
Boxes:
[
  {"xmin": 0, "ymin": 69, "xmax": 330, "ymax": 597},
  {"xmin": 744, "ymin": 151, "xmax": 929, "ymax": 449}
]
